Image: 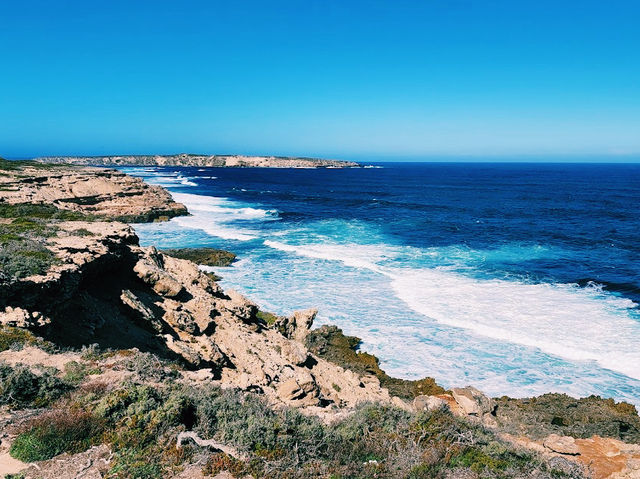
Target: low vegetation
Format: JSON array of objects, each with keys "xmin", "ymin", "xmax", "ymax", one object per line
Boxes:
[
  {"xmin": 1, "ymin": 341, "xmax": 584, "ymax": 478},
  {"xmin": 306, "ymin": 325, "xmax": 445, "ymax": 399},
  {"xmin": 10, "ymin": 409, "xmax": 104, "ymax": 462},
  {"xmin": 0, "ymin": 203, "xmax": 93, "ymax": 280},
  {"xmin": 0, "ymin": 325, "xmax": 55, "ymax": 352},
  {"xmin": 256, "ymin": 310, "xmax": 278, "ymax": 326},
  {"xmin": 0, "ymin": 157, "xmax": 68, "ymax": 171},
  {"xmin": 0, "ymin": 362, "xmax": 71, "ymax": 409},
  {"xmin": 0, "ymin": 202, "xmax": 88, "ymax": 222},
  {"xmin": 495, "ymin": 393, "xmax": 640, "ymax": 443},
  {"xmin": 8, "ymin": 375, "xmax": 584, "ymax": 478},
  {"xmin": 0, "ymin": 240, "xmax": 58, "ymax": 279}
]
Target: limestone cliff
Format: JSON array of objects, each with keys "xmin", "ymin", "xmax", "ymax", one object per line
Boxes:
[{"xmin": 34, "ymin": 153, "xmax": 360, "ymax": 168}]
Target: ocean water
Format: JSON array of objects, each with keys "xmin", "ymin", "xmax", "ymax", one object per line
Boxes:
[{"xmin": 122, "ymin": 163, "xmax": 640, "ymax": 405}]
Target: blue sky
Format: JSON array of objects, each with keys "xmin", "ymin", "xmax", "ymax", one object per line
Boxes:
[{"xmin": 1, "ymin": 0, "xmax": 639, "ymax": 160}]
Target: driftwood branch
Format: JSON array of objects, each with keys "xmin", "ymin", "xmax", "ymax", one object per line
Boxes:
[{"xmin": 176, "ymin": 431, "xmax": 245, "ymax": 460}]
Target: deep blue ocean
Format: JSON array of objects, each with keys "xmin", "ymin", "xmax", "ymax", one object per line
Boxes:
[{"xmin": 122, "ymin": 163, "xmax": 640, "ymax": 404}]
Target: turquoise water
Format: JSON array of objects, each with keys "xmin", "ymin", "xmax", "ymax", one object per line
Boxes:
[{"xmin": 123, "ymin": 163, "xmax": 640, "ymax": 405}]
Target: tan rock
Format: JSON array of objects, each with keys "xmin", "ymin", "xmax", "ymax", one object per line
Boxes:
[
  {"xmin": 134, "ymin": 255, "xmax": 184, "ymax": 298},
  {"xmin": 120, "ymin": 290, "xmax": 163, "ymax": 331},
  {"xmin": 277, "ymin": 371, "xmax": 319, "ymax": 405},
  {"xmin": 451, "ymin": 386, "xmax": 495, "ymax": 417},
  {"xmin": 224, "ymin": 290, "xmax": 258, "ymax": 323},
  {"xmin": 0, "ymin": 307, "xmax": 50, "ymax": 328},
  {"xmin": 275, "ymin": 308, "xmax": 317, "ymax": 343},
  {"xmin": 544, "ymin": 434, "xmax": 580, "ymax": 455},
  {"xmin": 413, "ymin": 395, "xmax": 449, "ymax": 412},
  {"xmin": 165, "ymin": 308, "xmax": 198, "ymax": 334},
  {"xmin": 281, "ymin": 341, "xmax": 309, "ymax": 366},
  {"xmin": 574, "ymin": 436, "xmax": 640, "ymax": 479}
]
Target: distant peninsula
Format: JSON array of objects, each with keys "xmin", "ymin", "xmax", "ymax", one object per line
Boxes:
[{"xmin": 34, "ymin": 153, "xmax": 360, "ymax": 168}]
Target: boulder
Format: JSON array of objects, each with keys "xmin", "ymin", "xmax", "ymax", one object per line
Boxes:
[
  {"xmin": 120, "ymin": 290, "xmax": 163, "ymax": 332},
  {"xmin": 544, "ymin": 434, "xmax": 581, "ymax": 455},
  {"xmin": 451, "ymin": 386, "xmax": 495, "ymax": 417},
  {"xmin": 133, "ymin": 257, "xmax": 184, "ymax": 298},
  {"xmin": 281, "ymin": 341, "xmax": 310, "ymax": 366},
  {"xmin": 275, "ymin": 308, "xmax": 317, "ymax": 343},
  {"xmin": 277, "ymin": 371, "xmax": 319, "ymax": 405},
  {"xmin": 414, "ymin": 394, "xmax": 449, "ymax": 412}
]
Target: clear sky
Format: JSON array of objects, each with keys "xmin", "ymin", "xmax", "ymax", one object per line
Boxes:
[{"xmin": 1, "ymin": 0, "xmax": 639, "ymax": 161}]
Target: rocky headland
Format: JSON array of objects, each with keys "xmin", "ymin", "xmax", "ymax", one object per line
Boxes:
[
  {"xmin": 34, "ymin": 153, "xmax": 360, "ymax": 168},
  {"xmin": 0, "ymin": 159, "xmax": 187, "ymax": 222},
  {"xmin": 0, "ymin": 158, "xmax": 638, "ymax": 479}
]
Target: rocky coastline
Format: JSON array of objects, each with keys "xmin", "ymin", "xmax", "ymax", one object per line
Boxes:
[
  {"xmin": 33, "ymin": 153, "xmax": 360, "ymax": 169},
  {"xmin": 1, "ymin": 158, "xmax": 639, "ymax": 479}
]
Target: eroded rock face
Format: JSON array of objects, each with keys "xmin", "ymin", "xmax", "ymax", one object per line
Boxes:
[
  {"xmin": 0, "ymin": 222, "xmax": 392, "ymax": 412},
  {"xmin": 510, "ymin": 434, "xmax": 640, "ymax": 479}
]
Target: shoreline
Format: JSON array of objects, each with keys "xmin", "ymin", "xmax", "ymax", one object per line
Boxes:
[
  {"xmin": 1, "ymin": 158, "xmax": 639, "ymax": 478},
  {"xmin": 129, "ymin": 166, "xmax": 640, "ymax": 407}
]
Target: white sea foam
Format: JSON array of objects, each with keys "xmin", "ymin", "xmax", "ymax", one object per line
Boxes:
[
  {"xmin": 168, "ymin": 192, "xmax": 279, "ymax": 241},
  {"xmin": 390, "ymin": 268, "xmax": 640, "ymax": 381},
  {"xmin": 173, "ymin": 192, "xmax": 278, "ymax": 220},
  {"xmin": 263, "ymin": 240, "xmax": 389, "ymax": 272},
  {"xmin": 177, "ymin": 175, "xmax": 197, "ymax": 186},
  {"xmin": 262, "ymin": 239, "xmax": 640, "ymax": 381}
]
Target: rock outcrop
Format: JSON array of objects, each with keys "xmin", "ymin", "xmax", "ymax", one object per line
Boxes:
[
  {"xmin": 413, "ymin": 390, "xmax": 640, "ymax": 479},
  {"xmin": 0, "ymin": 162, "xmax": 187, "ymax": 222},
  {"xmin": 34, "ymin": 153, "xmax": 360, "ymax": 168},
  {"xmin": 0, "ymin": 220, "xmax": 390, "ymax": 412}
]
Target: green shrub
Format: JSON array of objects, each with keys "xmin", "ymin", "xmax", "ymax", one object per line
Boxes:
[
  {"xmin": 121, "ymin": 351, "xmax": 179, "ymax": 382},
  {"xmin": 63, "ymin": 360, "xmax": 101, "ymax": 384},
  {"xmin": 256, "ymin": 310, "xmax": 278, "ymax": 326},
  {"xmin": 0, "ymin": 326, "xmax": 53, "ymax": 352},
  {"xmin": 195, "ymin": 386, "xmax": 326, "ymax": 461},
  {"xmin": 0, "ymin": 239, "xmax": 58, "ymax": 279},
  {"xmin": 2, "ymin": 360, "xmax": 585, "ymax": 478},
  {"xmin": 0, "ymin": 362, "xmax": 71, "ymax": 408},
  {"xmin": 0, "ymin": 202, "xmax": 87, "ymax": 221},
  {"xmin": 9, "ymin": 409, "xmax": 104, "ymax": 462},
  {"xmin": 93, "ymin": 383, "xmax": 195, "ymax": 478},
  {"xmin": 0, "ymin": 158, "xmax": 67, "ymax": 171}
]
